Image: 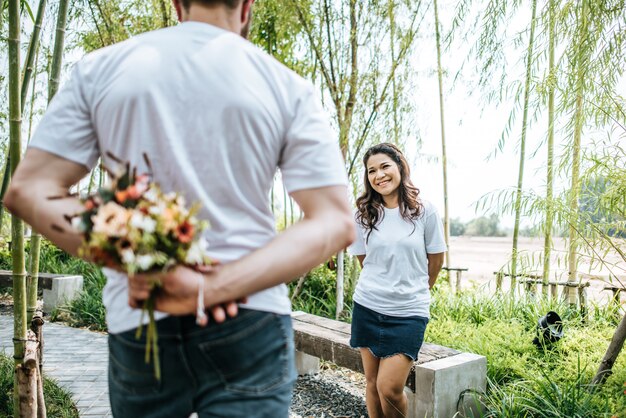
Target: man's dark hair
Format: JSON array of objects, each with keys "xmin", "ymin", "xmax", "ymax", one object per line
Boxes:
[{"xmin": 181, "ymin": 0, "xmax": 242, "ymax": 10}]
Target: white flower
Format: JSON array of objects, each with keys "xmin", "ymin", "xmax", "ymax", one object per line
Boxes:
[
  {"xmin": 185, "ymin": 242, "xmax": 203, "ymax": 265},
  {"xmin": 91, "ymin": 202, "xmax": 130, "ymax": 237},
  {"xmin": 143, "ymin": 187, "xmax": 159, "ymax": 203},
  {"xmin": 71, "ymin": 216, "xmax": 86, "ymax": 232},
  {"xmin": 148, "ymin": 203, "xmax": 165, "ymax": 216},
  {"xmin": 185, "ymin": 238, "xmax": 210, "ymax": 265},
  {"xmin": 130, "ymin": 212, "xmax": 157, "ymax": 233},
  {"xmin": 136, "ymin": 254, "xmax": 155, "ymax": 271},
  {"xmin": 121, "ymin": 248, "xmax": 136, "ymax": 264}
]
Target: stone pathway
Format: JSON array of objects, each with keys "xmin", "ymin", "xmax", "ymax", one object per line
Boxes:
[{"xmin": 0, "ymin": 315, "xmax": 111, "ymax": 417}]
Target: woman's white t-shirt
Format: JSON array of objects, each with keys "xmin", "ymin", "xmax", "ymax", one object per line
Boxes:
[{"xmin": 348, "ymin": 201, "xmax": 447, "ymax": 318}]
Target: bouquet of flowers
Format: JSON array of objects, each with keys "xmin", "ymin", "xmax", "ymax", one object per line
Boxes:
[{"xmin": 67, "ymin": 154, "xmax": 212, "ymax": 379}]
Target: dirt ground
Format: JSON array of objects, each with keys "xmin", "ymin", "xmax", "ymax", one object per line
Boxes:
[{"xmin": 449, "ymin": 236, "xmax": 626, "ymax": 306}]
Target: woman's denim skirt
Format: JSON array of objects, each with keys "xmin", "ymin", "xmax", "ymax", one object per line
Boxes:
[{"xmin": 350, "ymin": 302, "xmax": 429, "ymax": 361}]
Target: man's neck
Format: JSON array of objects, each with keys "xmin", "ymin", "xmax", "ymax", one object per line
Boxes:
[{"xmin": 182, "ymin": 4, "xmax": 240, "ymax": 34}]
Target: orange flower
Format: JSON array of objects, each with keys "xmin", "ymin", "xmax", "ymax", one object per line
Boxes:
[
  {"xmin": 115, "ymin": 189, "xmax": 129, "ymax": 203},
  {"xmin": 84, "ymin": 199, "xmax": 96, "ymax": 211},
  {"xmin": 175, "ymin": 221, "xmax": 194, "ymax": 243}
]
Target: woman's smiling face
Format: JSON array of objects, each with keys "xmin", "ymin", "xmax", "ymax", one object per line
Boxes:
[{"xmin": 366, "ymin": 153, "xmax": 401, "ymax": 202}]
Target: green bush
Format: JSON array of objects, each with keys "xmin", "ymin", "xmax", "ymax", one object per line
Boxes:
[
  {"xmin": 428, "ymin": 286, "xmax": 626, "ymax": 416},
  {"xmin": 0, "ymin": 239, "xmax": 108, "ymax": 331},
  {"xmin": 0, "ymin": 354, "xmax": 78, "ymax": 418},
  {"xmin": 289, "ymin": 255, "xmax": 359, "ymax": 321}
]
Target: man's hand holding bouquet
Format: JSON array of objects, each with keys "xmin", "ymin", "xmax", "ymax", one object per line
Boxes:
[{"xmin": 67, "ymin": 154, "xmax": 235, "ymax": 379}]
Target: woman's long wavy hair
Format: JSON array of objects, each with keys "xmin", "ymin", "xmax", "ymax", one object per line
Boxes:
[{"xmin": 355, "ymin": 143, "xmax": 423, "ymax": 241}]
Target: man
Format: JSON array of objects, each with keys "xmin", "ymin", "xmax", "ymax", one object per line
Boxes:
[{"xmin": 5, "ymin": 0, "xmax": 354, "ymax": 416}]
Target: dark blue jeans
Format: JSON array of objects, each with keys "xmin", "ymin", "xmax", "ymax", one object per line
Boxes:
[{"xmin": 108, "ymin": 309, "xmax": 296, "ymax": 418}]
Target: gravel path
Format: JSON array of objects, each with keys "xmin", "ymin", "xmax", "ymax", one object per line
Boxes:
[{"xmin": 290, "ymin": 366, "xmax": 368, "ymax": 418}]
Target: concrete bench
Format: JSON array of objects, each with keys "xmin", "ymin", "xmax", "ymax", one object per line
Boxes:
[
  {"xmin": 292, "ymin": 311, "xmax": 487, "ymax": 418},
  {"xmin": 0, "ymin": 270, "xmax": 83, "ymax": 313}
]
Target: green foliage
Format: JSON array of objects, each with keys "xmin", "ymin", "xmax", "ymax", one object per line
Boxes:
[
  {"xmin": 289, "ymin": 256, "xmax": 358, "ymax": 321},
  {"xmin": 0, "ymin": 239, "xmax": 107, "ymax": 330},
  {"xmin": 428, "ymin": 286, "xmax": 626, "ymax": 416},
  {"xmin": 0, "ymin": 354, "xmax": 79, "ymax": 418},
  {"xmin": 450, "ymin": 217, "xmax": 466, "ymax": 236},
  {"xmin": 464, "ymin": 214, "xmax": 506, "ymax": 237}
]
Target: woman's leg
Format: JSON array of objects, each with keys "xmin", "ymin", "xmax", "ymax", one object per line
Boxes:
[
  {"xmin": 376, "ymin": 354, "xmax": 413, "ymax": 418},
  {"xmin": 360, "ymin": 348, "xmax": 384, "ymax": 418}
]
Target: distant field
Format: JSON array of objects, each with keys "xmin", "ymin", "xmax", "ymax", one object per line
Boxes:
[{"xmin": 448, "ymin": 236, "xmax": 626, "ymax": 305}]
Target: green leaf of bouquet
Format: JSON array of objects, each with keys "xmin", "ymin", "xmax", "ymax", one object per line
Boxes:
[{"xmin": 98, "ymin": 188, "xmax": 115, "ymax": 203}]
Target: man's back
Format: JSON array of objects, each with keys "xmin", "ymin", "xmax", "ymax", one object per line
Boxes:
[
  {"xmin": 30, "ymin": 21, "xmax": 346, "ymax": 333},
  {"xmin": 6, "ymin": 2, "xmax": 353, "ymax": 415}
]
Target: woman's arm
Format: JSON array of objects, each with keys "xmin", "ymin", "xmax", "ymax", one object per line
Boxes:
[
  {"xmin": 357, "ymin": 255, "xmax": 365, "ymax": 268},
  {"xmin": 427, "ymin": 252, "xmax": 445, "ymax": 290}
]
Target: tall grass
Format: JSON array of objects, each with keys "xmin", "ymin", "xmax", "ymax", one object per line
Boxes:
[
  {"xmin": 430, "ymin": 284, "xmax": 626, "ymax": 416},
  {"xmin": 0, "ymin": 354, "xmax": 78, "ymax": 418},
  {"xmin": 289, "ymin": 259, "xmax": 358, "ymax": 321}
]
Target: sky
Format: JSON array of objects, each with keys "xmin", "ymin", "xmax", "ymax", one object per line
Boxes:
[{"xmin": 400, "ymin": 1, "xmax": 542, "ymax": 228}]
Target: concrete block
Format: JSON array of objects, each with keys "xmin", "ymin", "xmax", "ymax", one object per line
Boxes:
[
  {"xmin": 43, "ymin": 275, "xmax": 83, "ymax": 312},
  {"xmin": 407, "ymin": 352, "xmax": 487, "ymax": 418},
  {"xmin": 295, "ymin": 350, "xmax": 321, "ymax": 375}
]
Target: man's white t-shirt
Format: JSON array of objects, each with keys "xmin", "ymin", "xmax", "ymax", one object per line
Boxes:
[
  {"xmin": 29, "ymin": 22, "xmax": 348, "ymax": 334},
  {"xmin": 348, "ymin": 201, "xmax": 447, "ymax": 318}
]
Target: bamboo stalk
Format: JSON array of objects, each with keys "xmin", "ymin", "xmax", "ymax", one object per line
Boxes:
[
  {"xmin": 511, "ymin": 0, "xmax": 538, "ymax": 287},
  {"xmin": 335, "ymin": 250, "xmax": 344, "ymax": 320},
  {"xmin": 434, "ymin": 0, "xmax": 451, "ymax": 268},
  {"xmin": 8, "ymin": 0, "xmax": 27, "ymax": 415},
  {"xmin": 26, "ymin": 43, "xmax": 42, "ymax": 324},
  {"xmin": 542, "ymin": 0, "xmax": 556, "ymax": 295},
  {"xmin": 566, "ymin": 0, "xmax": 589, "ymax": 305},
  {"xmin": 1, "ymin": 0, "xmax": 47, "ymax": 233},
  {"xmin": 389, "ymin": 0, "xmax": 399, "ymax": 145},
  {"xmin": 48, "ymin": 0, "xmax": 70, "ymax": 99},
  {"xmin": 21, "ymin": 0, "xmax": 47, "ymax": 110}
]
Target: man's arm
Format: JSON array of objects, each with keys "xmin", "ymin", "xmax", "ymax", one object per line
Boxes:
[
  {"xmin": 130, "ymin": 185, "xmax": 355, "ymax": 314},
  {"xmin": 4, "ymin": 148, "xmax": 89, "ymax": 255},
  {"xmin": 427, "ymin": 252, "xmax": 445, "ymax": 290}
]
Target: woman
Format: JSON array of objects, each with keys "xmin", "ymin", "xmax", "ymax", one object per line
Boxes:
[{"xmin": 348, "ymin": 143, "xmax": 447, "ymax": 418}]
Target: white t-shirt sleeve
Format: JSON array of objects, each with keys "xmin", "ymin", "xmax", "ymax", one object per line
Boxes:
[
  {"xmin": 348, "ymin": 218, "xmax": 366, "ymax": 256},
  {"xmin": 279, "ymin": 85, "xmax": 348, "ymax": 193},
  {"xmin": 423, "ymin": 204, "xmax": 448, "ymax": 254},
  {"xmin": 28, "ymin": 62, "xmax": 100, "ymax": 171}
]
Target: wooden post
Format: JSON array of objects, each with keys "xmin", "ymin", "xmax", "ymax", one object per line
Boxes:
[
  {"xmin": 578, "ymin": 284, "xmax": 588, "ymax": 322},
  {"xmin": 16, "ymin": 330, "xmax": 40, "ymax": 418},
  {"xmin": 550, "ymin": 283, "xmax": 558, "ymax": 301},
  {"xmin": 31, "ymin": 315, "xmax": 46, "ymax": 418},
  {"xmin": 495, "ymin": 272, "xmax": 503, "ymax": 293},
  {"xmin": 455, "ymin": 270, "xmax": 462, "ymax": 294},
  {"xmin": 611, "ymin": 288, "xmax": 621, "ymax": 308}
]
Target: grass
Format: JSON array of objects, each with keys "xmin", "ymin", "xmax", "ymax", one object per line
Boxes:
[
  {"xmin": 427, "ymin": 284, "xmax": 626, "ymax": 417},
  {"xmin": 0, "ymin": 354, "xmax": 79, "ymax": 418}
]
